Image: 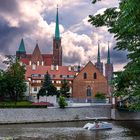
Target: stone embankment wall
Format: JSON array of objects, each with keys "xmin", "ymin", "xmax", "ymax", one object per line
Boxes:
[
  {"xmin": 111, "ymin": 109, "xmax": 140, "ymax": 120},
  {"xmin": 0, "ymin": 105, "xmax": 111, "ymax": 124}
]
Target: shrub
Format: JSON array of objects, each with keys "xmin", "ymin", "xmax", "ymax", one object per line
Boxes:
[
  {"xmin": 58, "ymin": 96, "xmax": 67, "ymax": 108},
  {"xmin": 95, "ymin": 92, "xmax": 106, "ymax": 99}
]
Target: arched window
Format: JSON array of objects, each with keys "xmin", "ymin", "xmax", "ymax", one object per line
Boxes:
[
  {"xmin": 83, "ymin": 73, "xmax": 87, "ymax": 79},
  {"xmin": 87, "ymin": 85, "xmax": 92, "ymax": 96},
  {"xmin": 94, "ymin": 73, "xmax": 97, "ymax": 79}
]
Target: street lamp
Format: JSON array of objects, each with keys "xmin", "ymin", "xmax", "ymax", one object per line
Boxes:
[{"xmin": 46, "ymin": 90, "xmax": 48, "ymax": 102}]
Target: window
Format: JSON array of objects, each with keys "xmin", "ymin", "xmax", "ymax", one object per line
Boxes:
[
  {"xmin": 33, "ymin": 87, "xmax": 37, "ymax": 92},
  {"xmin": 87, "ymin": 85, "xmax": 92, "ymax": 96},
  {"xmin": 94, "ymin": 73, "xmax": 97, "ymax": 79},
  {"xmin": 83, "ymin": 73, "xmax": 87, "ymax": 79}
]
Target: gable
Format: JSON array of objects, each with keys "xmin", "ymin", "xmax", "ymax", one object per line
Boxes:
[{"xmin": 74, "ymin": 61, "xmax": 107, "ymax": 82}]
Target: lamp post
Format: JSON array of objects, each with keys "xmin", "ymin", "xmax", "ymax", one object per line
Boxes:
[{"xmin": 46, "ymin": 90, "xmax": 48, "ymax": 102}]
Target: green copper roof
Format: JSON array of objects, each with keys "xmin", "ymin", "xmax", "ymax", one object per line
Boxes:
[
  {"xmin": 97, "ymin": 42, "xmax": 100, "ymax": 63},
  {"xmin": 18, "ymin": 38, "xmax": 26, "ymax": 52},
  {"xmin": 107, "ymin": 42, "xmax": 111, "ymax": 64},
  {"xmin": 55, "ymin": 6, "xmax": 60, "ymax": 40}
]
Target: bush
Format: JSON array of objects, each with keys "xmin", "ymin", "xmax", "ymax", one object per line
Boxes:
[
  {"xmin": 58, "ymin": 96, "xmax": 67, "ymax": 108},
  {"xmin": 95, "ymin": 92, "xmax": 106, "ymax": 99}
]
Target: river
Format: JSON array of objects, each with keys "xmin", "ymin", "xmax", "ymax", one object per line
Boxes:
[{"xmin": 0, "ymin": 121, "xmax": 140, "ymax": 140}]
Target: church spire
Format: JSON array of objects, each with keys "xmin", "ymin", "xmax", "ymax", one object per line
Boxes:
[
  {"xmin": 97, "ymin": 41, "xmax": 100, "ymax": 63},
  {"xmin": 55, "ymin": 5, "xmax": 60, "ymax": 40},
  {"xmin": 18, "ymin": 38, "xmax": 26, "ymax": 52},
  {"xmin": 107, "ymin": 41, "xmax": 111, "ymax": 64}
]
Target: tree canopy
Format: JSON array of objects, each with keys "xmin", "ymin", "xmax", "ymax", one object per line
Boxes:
[
  {"xmin": 39, "ymin": 71, "xmax": 58, "ymax": 96},
  {"xmin": 89, "ymin": 0, "xmax": 140, "ymax": 109},
  {"xmin": 60, "ymin": 79, "xmax": 70, "ymax": 98},
  {"xmin": 0, "ymin": 56, "xmax": 27, "ymax": 101}
]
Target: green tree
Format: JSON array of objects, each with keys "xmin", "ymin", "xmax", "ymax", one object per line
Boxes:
[
  {"xmin": 1, "ymin": 56, "xmax": 27, "ymax": 102},
  {"xmin": 40, "ymin": 71, "xmax": 57, "ymax": 96},
  {"xmin": 95, "ymin": 92, "xmax": 106, "ymax": 99},
  {"xmin": 58, "ymin": 96, "xmax": 68, "ymax": 108},
  {"xmin": 89, "ymin": 0, "xmax": 140, "ymax": 109},
  {"xmin": 60, "ymin": 79, "xmax": 70, "ymax": 98}
]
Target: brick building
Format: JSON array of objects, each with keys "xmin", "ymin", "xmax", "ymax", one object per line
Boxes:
[
  {"xmin": 72, "ymin": 61, "xmax": 108, "ymax": 100},
  {"xmin": 16, "ymin": 7, "xmax": 113, "ymax": 99}
]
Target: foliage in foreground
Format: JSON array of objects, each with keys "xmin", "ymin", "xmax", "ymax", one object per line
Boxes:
[{"xmin": 89, "ymin": 0, "xmax": 140, "ymax": 110}]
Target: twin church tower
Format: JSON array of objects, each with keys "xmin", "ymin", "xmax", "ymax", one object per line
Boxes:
[{"xmin": 16, "ymin": 7, "xmax": 113, "ymax": 82}]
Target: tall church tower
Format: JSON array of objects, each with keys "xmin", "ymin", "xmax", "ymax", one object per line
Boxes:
[
  {"xmin": 95, "ymin": 42, "xmax": 103, "ymax": 74},
  {"xmin": 53, "ymin": 6, "xmax": 62, "ymax": 66},
  {"xmin": 105, "ymin": 42, "xmax": 113, "ymax": 83},
  {"xmin": 16, "ymin": 38, "xmax": 26, "ymax": 59}
]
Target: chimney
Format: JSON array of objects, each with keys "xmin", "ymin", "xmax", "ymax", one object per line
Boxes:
[
  {"xmin": 29, "ymin": 61, "xmax": 31, "ymax": 65},
  {"xmin": 56, "ymin": 65, "xmax": 59, "ymax": 70},
  {"xmin": 68, "ymin": 66, "xmax": 71, "ymax": 71},
  {"xmin": 51, "ymin": 65, "xmax": 54, "ymax": 70},
  {"xmin": 32, "ymin": 64, "xmax": 36, "ymax": 70},
  {"xmin": 37, "ymin": 61, "xmax": 39, "ymax": 66},
  {"xmin": 42, "ymin": 61, "xmax": 44, "ymax": 66}
]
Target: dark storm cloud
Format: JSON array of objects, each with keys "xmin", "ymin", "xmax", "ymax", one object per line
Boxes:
[
  {"xmin": 0, "ymin": 0, "xmax": 19, "ymax": 14},
  {"xmin": 101, "ymin": 48, "xmax": 128, "ymax": 65},
  {"xmin": 0, "ymin": 16, "xmax": 33, "ymax": 54}
]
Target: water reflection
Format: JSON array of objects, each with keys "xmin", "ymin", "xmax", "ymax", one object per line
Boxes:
[{"xmin": 0, "ymin": 121, "xmax": 140, "ymax": 140}]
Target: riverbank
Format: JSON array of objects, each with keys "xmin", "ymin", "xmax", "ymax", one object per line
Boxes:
[
  {"xmin": 0, "ymin": 105, "xmax": 111, "ymax": 124},
  {"xmin": 0, "ymin": 105, "xmax": 140, "ymax": 124}
]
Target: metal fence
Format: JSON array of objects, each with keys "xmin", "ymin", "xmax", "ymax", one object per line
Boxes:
[{"xmin": 66, "ymin": 98, "xmax": 110, "ymax": 104}]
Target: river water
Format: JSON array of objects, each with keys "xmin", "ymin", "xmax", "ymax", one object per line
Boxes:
[{"xmin": 0, "ymin": 121, "xmax": 140, "ymax": 140}]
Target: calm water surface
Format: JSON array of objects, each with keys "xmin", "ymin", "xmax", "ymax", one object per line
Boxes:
[{"xmin": 0, "ymin": 121, "xmax": 140, "ymax": 140}]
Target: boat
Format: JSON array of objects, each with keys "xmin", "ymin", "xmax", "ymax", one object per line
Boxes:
[{"xmin": 83, "ymin": 117, "xmax": 112, "ymax": 130}]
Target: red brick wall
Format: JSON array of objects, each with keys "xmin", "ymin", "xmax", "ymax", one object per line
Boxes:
[{"xmin": 72, "ymin": 61, "xmax": 108, "ymax": 99}]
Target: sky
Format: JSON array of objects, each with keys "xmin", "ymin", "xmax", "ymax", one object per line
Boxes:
[{"xmin": 0, "ymin": 0, "xmax": 128, "ymax": 71}]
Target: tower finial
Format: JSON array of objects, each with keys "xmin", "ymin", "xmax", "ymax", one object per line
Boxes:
[
  {"xmin": 55, "ymin": 5, "xmax": 60, "ymax": 40},
  {"xmin": 107, "ymin": 41, "xmax": 111, "ymax": 64},
  {"xmin": 97, "ymin": 40, "xmax": 100, "ymax": 63}
]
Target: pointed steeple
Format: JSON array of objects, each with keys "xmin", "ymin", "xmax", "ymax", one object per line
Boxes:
[
  {"xmin": 107, "ymin": 41, "xmax": 111, "ymax": 64},
  {"xmin": 18, "ymin": 38, "xmax": 26, "ymax": 52},
  {"xmin": 31, "ymin": 43, "xmax": 43, "ymax": 63},
  {"xmin": 55, "ymin": 5, "xmax": 60, "ymax": 40},
  {"xmin": 97, "ymin": 41, "xmax": 100, "ymax": 63}
]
